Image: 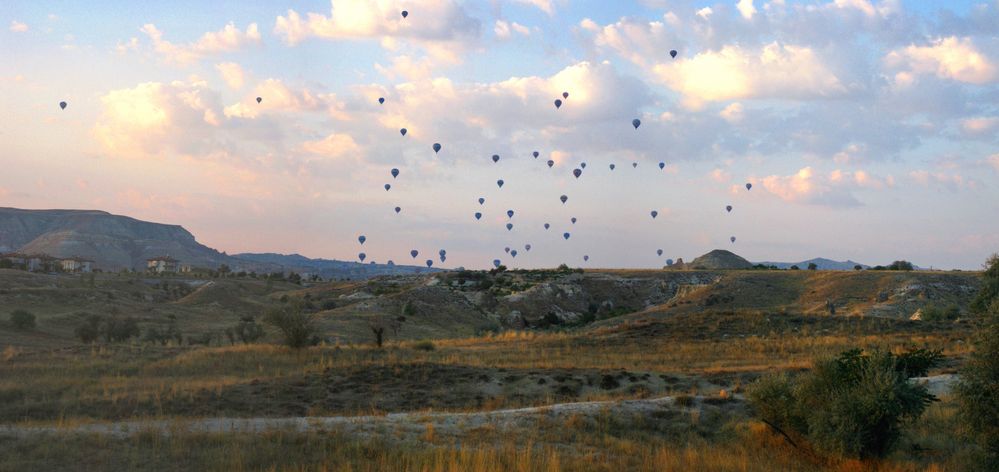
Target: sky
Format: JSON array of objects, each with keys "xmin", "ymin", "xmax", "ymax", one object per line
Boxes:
[{"xmin": 1, "ymin": 0, "xmax": 998, "ymax": 270}]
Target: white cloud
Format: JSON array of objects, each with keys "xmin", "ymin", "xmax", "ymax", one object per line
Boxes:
[
  {"xmin": 961, "ymin": 117, "xmax": 999, "ymax": 135},
  {"xmin": 655, "ymin": 42, "xmax": 848, "ymax": 106},
  {"xmin": 9, "ymin": 21, "xmax": 28, "ymax": 33},
  {"xmin": 761, "ymin": 166, "xmax": 891, "ymax": 206},
  {"xmin": 494, "ymin": 20, "xmax": 530, "ymax": 40},
  {"xmin": 140, "ymin": 22, "xmax": 261, "ymax": 64},
  {"xmin": 988, "ymin": 154, "xmax": 999, "ymax": 173},
  {"xmin": 885, "ymin": 36, "xmax": 997, "ymax": 84},
  {"xmin": 513, "ymin": 0, "xmax": 557, "ymax": 15},
  {"xmin": 223, "ymin": 78, "xmax": 338, "ymax": 119},
  {"xmin": 719, "ymin": 102, "xmax": 744, "ymax": 122},
  {"xmin": 736, "ymin": 0, "xmax": 757, "ymax": 20},
  {"xmin": 908, "ymin": 170, "xmax": 978, "ymax": 190},
  {"xmin": 215, "ymin": 62, "xmax": 246, "ymax": 90}
]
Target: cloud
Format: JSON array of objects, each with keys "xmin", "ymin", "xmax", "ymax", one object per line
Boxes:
[
  {"xmin": 215, "ymin": 62, "xmax": 246, "ymax": 90},
  {"xmin": 655, "ymin": 42, "xmax": 848, "ymax": 105},
  {"xmin": 719, "ymin": 102, "xmax": 744, "ymax": 122},
  {"xmin": 961, "ymin": 117, "xmax": 999, "ymax": 135},
  {"xmin": 736, "ymin": 0, "xmax": 757, "ymax": 20},
  {"xmin": 885, "ymin": 36, "xmax": 997, "ymax": 84},
  {"xmin": 908, "ymin": 170, "xmax": 978, "ymax": 191},
  {"xmin": 513, "ymin": 0, "xmax": 557, "ymax": 15},
  {"xmin": 140, "ymin": 22, "xmax": 261, "ymax": 64},
  {"xmin": 988, "ymin": 154, "xmax": 999, "ymax": 173},
  {"xmin": 273, "ymin": 0, "xmax": 480, "ymax": 61},
  {"xmin": 494, "ymin": 20, "xmax": 530, "ymax": 40},
  {"xmin": 9, "ymin": 21, "xmax": 28, "ymax": 33},
  {"xmin": 760, "ymin": 166, "xmax": 892, "ymax": 206}
]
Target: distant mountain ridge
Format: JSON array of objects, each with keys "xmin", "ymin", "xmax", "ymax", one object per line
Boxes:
[
  {"xmin": 233, "ymin": 253, "xmax": 440, "ymax": 279},
  {"xmin": 755, "ymin": 258, "xmax": 870, "ymax": 270}
]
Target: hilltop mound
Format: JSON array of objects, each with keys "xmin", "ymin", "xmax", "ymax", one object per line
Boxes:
[{"xmin": 684, "ymin": 250, "xmax": 754, "ymax": 270}]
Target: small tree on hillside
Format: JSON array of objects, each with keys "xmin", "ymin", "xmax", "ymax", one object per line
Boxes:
[
  {"xmin": 970, "ymin": 253, "xmax": 999, "ymax": 314},
  {"xmin": 263, "ymin": 303, "xmax": 316, "ymax": 349},
  {"xmin": 9, "ymin": 310, "xmax": 36, "ymax": 330},
  {"xmin": 234, "ymin": 315, "xmax": 264, "ymax": 344},
  {"xmin": 807, "ymin": 262, "xmax": 818, "ymax": 270},
  {"xmin": 854, "ymin": 264, "xmax": 863, "ymax": 271}
]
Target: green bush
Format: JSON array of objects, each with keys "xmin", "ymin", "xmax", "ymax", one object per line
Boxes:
[
  {"xmin": 9, "ymin": 310, "xmax": 35, "ymax": 330},
  {"xmin": 920, "ymin": 304, "xmax": 961, "ymax": 322},
  {"xmin": 264, "ymin": 303, "xmax": 316, "ymax": 349},
  {"xmin": 748, "ymin": 348, "xmax": 939, "ymax": 459},
  {"xmin": 234, "ymin": 315, "xmax": 264, "ymax": 344},
  {"xmin": 956, "ymin": 299, "xmax": 999, "ymax": 468},
  {"xmin": 971, "ymin": 254, "xmax": 999, "ymax": 314},
  {"xmin": 74, "ymin": 313, "xmax": 101, "ymax": 343}
]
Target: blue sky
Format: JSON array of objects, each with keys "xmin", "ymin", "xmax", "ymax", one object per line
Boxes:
[{"xmin": 2, "ymin": 0, "xmax": 998, "ymax": 270}]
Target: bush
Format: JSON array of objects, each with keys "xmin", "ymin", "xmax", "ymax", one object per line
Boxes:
[
  {"xmin": 807, "ymin": 262, "xmax": 818, "ymax": 270},
  {"xmin": 234, "ymin": 315, "xmax": 265, "ymax": 344},
  {"xmin": 412, "ymin": 340, "xmax": 435, "ymax": 351},
  {"xmin": 263, "ymin": 303, "xmax": 316, "ymax": 349},
  {"xmin": 9, "ymin": 310, "xmax": 35, "ymax": 330},
  {"xmin": 102, "ymin": 316, "xmax": 140, "ymax": 343},
  {"xmin": 748, "ymin": 348, "xmax": 940, "ymax": 459},
  {"xmin": 74, "ymin": 313, "xmax": 101, "ymax": 343},
  {"xmin": 971, "ymin": 253, "xmax": 999, "ymax": 314},
  {"xmin": 920, "ymin": 304, "xmax": 961, "ymax": 322}
]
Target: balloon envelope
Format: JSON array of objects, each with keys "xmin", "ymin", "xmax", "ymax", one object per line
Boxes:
[
  {"xmin": 378, "ymin": 97, "xmax": 385, "ymax": 104},
  {"xmin": 358, "ymin": 235, "xmax": 366, "ymax": 244},
  {"xmin": 426, "ymin": 260, "xmax": 433, "ymax": 268},
  {"xmin": 433, "ymin": 143, "xmax": 441, "ymax": 153},
  {"xmin": 511, "ymin": 250, "xmax": 518, "ymax": 258},
  {"xmin": 657, "ymin": 249, "xmax": 663, "ymax": 256},
  {"xmin": 493, "ymin": 259, "xmax": 501, "ymax": 268},
  {"xmin": 492, "ymin": 154, "xmax": 500, "ymax": 163},
  {"xmin": 563, "ymin": 232, "xmax": 571, "ymax": 240},
  {"xmin": 506, "ymin": 223, "xmax": 513, "ymax": 231},
  {"xmin": 525, "ymin": 244, "xmax": 531, "ymax": 251},
  {"xmin": 633, "ymin": 162, "xmax": 638, "ymax": 168},
  {"xmin": 659, "ymin": 162, "xmax": 665, "ymax": 170},
  {"xmin": 544, "ymin": 223, "xmax": 550, "ymax": 230},
  {"xmin": 358, "ymin": 253, "xmax": 366, "ymax": 262},
  {"xmin": 507, "ymin": 210, "xmax": 514, "ymax": 218},
  {"xmin": 560, "ymin": 195, "xmax": 568, "ymax": 204},
  {"xmin": 401, "ymin": 10, "xmax": 408, "ymax": 18},
  {"xmin": 547, "ymin": 160, "xmax": 554, "ymax": 168},
  {"xmin": 632, "ymin": 118, "xmax": 641, "ymax": 129},
  {"xmin": 478, "ymin": 197, "xmax": 485, "ymax": 205},
  {"xmin": 651, "ymin": 210, "xmax": 658, "ymax": 219},
  {"xmin": 746, "ymin": 183, "xmax": 753, "ymax": 190},
  {"xmin": 573, "ymin": 169, "xmax": 582, "ymax": 178},
  {"xmin": 726, "ymin": 205, "xmax": 732, "ymax": 212},
  {"xmin": 59, "ymin": 101, "xmax": 67, "ymax": 110},
  {"xmin": 533, "ymin": 151, "xmax": 539, "ymax": 158},
  {"xmin": 439, "ymin": 249, "xmax": 446, "ymax": 256},
  {"xmin": 730, "ymin": 237, "xmax": 736, "ymax": 243},
  {"xmin": 384, "ymin": 184, "xmax": 391, "ymax": 191},
  {"xmin": 395, "ymin": 206, "xmax": 401, "ymax": 213},
  {"xmin": 554, "ymin": 99, "xmax": 562, "ymax": 109},
  {"xmin": 391, "ymin": 168, "xmax": 399, "ymax": 178},
  {"xmin": 580, "ymin": 162, "xmax": 586, "ymax": 169},
  {"xmin": 400, "ymin": 128, "xmax": 407, "ymax": 136},
  {"xmin": 571, "ymin": 217, "xmax": 577, "ymax": 224},
  {"xmin": 411, "ymin": 250, "xmax": 419, "ymax": 258},
  {"xmin": 562, "ymin": 92, "xmax": 569, "ymax": 99},
  {"xmin": 505, "ymin": 247, "xmax": 510, "ymax": 253},
  {"xmin": 670, "ymin": 49, "xmax": 677, "ymax": 58},
  {"xmin": 496, "ymin": 179, "xmax": 504, "ymax": 188},
  {"xmin": 609, "ymin": 164, "xmax": 615, "ymax": 170},
  {"xmin": 583, "ymin": 255, "xmax": 589, "ymax": 261},
  {"xmin": 474, "ymin": 212, "xmax": 482, "ymax": 220},
  {"xmin": 256, "ymin": 97, "xmax": 262, "ymax": 103}
]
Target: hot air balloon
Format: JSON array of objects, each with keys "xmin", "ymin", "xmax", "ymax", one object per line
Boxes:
[
  {"xmin": 609, "ymin": 164, "xmax": 616, "ymax": 170},
  {"xmin": 378, "ymin": 97, "xmax": 385, "ymax": 104},
  {"xmin": 256, "ymin": 97, "xmax": 262, "ymax": 104},
  {"xmin": 730, "ymin": 236, "xmax": 736, "ymax": 243},
  {"xmin": 505, "ymin": 247, "xmax": 511, "ymax": 253},
  {"xmin": 657, "ymin": 249, "xmax": 663, "ymax": 256},
  {"xmin": 440, "ymin": 255, "xmax": 446, "ymax": 263},
  {"xmin": 433, "ymin": 143, "xmax": 441, "ymax": 154},
  {"xmin": 547, "ymin": 160, "xmax": 555, "ymax": 168},
  {"xmin": 358, "ymin": 235, "xmax": 366, "ymax": 245},
  {"xmin": 659, "ymin": 162, "xmax": 665, "ymax": 170},
  {"xmin": 563, "ymin": 232, "xmax": 571, "ymax": 240},
  {"xmin": 632, "ymin": 118, "xmax": 641, "ymax": 129},
  {"xmin": 474, "ymin": 212, "xmax": 482, "ymax": 220},
  {"xmin": 400, "ymin": 128, "xmax": 407, "ymax": 136},
  {"xmin": 492, "ymin": 154, "xmax": 500, "ymax": 163},
  {"xmin": 533, "ymin": 151, "xmax": 539, "ymax": 158},
  {"xmin": 439, "ymin": 249, "xmax": 446, "ymax": 257},
  {"xmin": 478, "ymin": 197, "xmax": 485, "ymax": 205},
  {"xmin": 426, "ymin": 260, "xmax": 433, "ymax": 268},
  {"xmin": 525, "ymin": 244, "xmax": 531, "ymax": 251},
  {"xmin": 571, "ymin": 217, "xmax": 577, "ymax": 224},
  {"xmin": 562, "ymin": 92, "xmax": 569, "ymax": 99},
  {"xmin": 726, "ymin": 205, "xmax": 732, "ymax": 213},
  {"xmin": 632, "ymin": 162, "xmax": 638, "ymax": 168},
  {"xmin": 583, "ymin": 255, "xmax": 589, "ymax": 262},
  {"xmin": 497, "ymin": 179, "xmax": 504, "ymax": 188},
  {"xmin": 493, "ymin": 259, "xmax": 501, "ymax": 268},
  {"xmin": 651, "ymin": 210, "xmax": 658, "ymax": 219},
  {"xmin": 358, "ymin": 253, "xmax": 366, "ymax": 262},
  {"xmin": 573, "ymin": 168, "xmax": 582, "ymax": 179},
  {"xmin": 670, "ymin": 49, "xmax": 677, "ymax": 58},
  {"xmin": 395, "ymin": 206, "xmax": 401, "ymax": 213},
  {"xmin": 666, "ymin": 258, "xmax": 674, "ymax": 266},
  {"xmin": 59, "ymin": 101, "xmax": 67, "ymax": 110},
  {"xmin": 511, "ymin": 250, "xmax": 518, "ymax": 258},
  {"xmin": 560, "ymin": 195, "xmax": 568, "ymax": 204},
  {"xmin": 411, "ymin": 250, "xmax": 419, "ymax": 258},
  {"xmin": 507, "ymin": 210, "xmax": 514, "ymax": 218},
  {"xmin": 746, "ymin": 183, "xmax": 752, "ymax": 191},
  {"xmin": 544, "ymin": 223, "xmax": 550, "ymax": 230},
  {"xmin": 384, "ymin": 184, "xmax": 391, "ymax": 191},
  {"xmin": 506, "ymin": 223, "xmax": 513, "ymax": 231},
  {"xmin": 580, "ymin": 162, "xmax": 587, "ymax": 169},
  {"xmin": 554, "ymin": 99, "xmax": 562, "ymax": 109},
  {"xmin": 401, "ymin": 10, "xmax": 408, "ymax": 18},
  {"xmin": 391, "ymin": 168, "xmax": 399, "ymax": 178}
]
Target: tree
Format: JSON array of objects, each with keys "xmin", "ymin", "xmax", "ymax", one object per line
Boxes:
[
  {"xmin": 101, "ymin": 316, "xmax": 140, "ymax": 343},
  {"xmin": 749, "ymin": 348, "xmax": 939, "ymax": 459},
  {"xmin": 970, "ymin": 253, "xmax": 999, "ymax": 314},
  {"xmin": 789, "ymin": 265, "xmax": 800, "ymax": 270},
  {"xmin": 9, "ymin": 310, "xmax": 36, "ymax": 330},
  {"xmin": 956, "ymin": 256, "xmax": 999, "ymax": 468},
  {"xmin": 854, "ymin": 264, "xmax": 863, "ymax": 271},
  {"xmin": 807, "ymin": 262, "xmax": 818, "ymax": 270},
  {"xmin": 234, "ymin": 315, "xmax": 264, "ymax": 344},
  {"xmin": 263, "ymin": 303, "xmax": 316, "ymax": 349},
  {"xmin": 75, "ymin": 313, "xmax": 102, "ymax": 343},
  {"xmin": 887, "ymin": 260, "xmax": 914, "ymax": 271}
]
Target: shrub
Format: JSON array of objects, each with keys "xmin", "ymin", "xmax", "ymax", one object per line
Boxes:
[
  {"xmin": 263, "ymin": 304, "xmax": 316, "ymax": 349},
  {"xmin": 748, "ymin": 348, "xmax": 939, "ymax": 459},
  {"xmin": 970, "ymin": 253, "xmax": 999, "ymax": 314},
  {"xmin": 102, "ymin": 316, "xmax": 140, "ymax": 343},
  {"xmin": 887, "ymin": 260, "xmax": 914, "ymax": 271},
  {"xmin": 956, "ymin": 292, "xmax": 999, "ymax": 468},
  {"xmin": 920, "ymin": 304, "xmax": 961, "ymax": 322},
  {"xmin": 807, "ymin": 262, "xmax": 818, "ymax": 270},
  {"xmin": 854, "ymin": 264, "xmax": 863, "ymax": 271},
  {"xmin": 74, "ymin": 313, "xmax": 101, "ymax": 343},
  {"xmin": 9, "ymin": 310, "xmax": 35, "ymax": 330},
  {"xmin": 412, "ymin": 340, "xmax": 435, "ymax": 351},
  {"xmin": 789, "ymin": 265, "xmax": 800, "ymax": 270},
  {"xmin": 234, "ymin": 315, "xmax": 264, "ymax": 344}
]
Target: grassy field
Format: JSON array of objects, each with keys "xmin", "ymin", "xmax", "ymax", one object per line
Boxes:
[{"xmin": 0, "ymin": 268, "xmax": 986, "ymax": 470}]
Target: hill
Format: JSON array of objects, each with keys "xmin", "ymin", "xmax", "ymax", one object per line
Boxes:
[
  {"xmin": 756, "ymin": 257, "xmax": 870, "ymax": 270},
  {"xmin": 677, "ymin": 249, "xmax": 753, "ymax": 270}
]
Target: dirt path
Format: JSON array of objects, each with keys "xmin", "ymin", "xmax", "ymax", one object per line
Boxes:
[{"xmin": 0, "ymin": 396, "xmax": 692, "ymax": 439}]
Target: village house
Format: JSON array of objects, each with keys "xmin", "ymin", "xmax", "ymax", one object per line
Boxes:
[
  {"xmin": 0, "ymin": 253, "xmax": 58, "ymax": 272},
  {"xmin": 146, "ymin": 256, "xmax": 179, "ymax": 274},
  {"xmin": 59, "ymin": 257, "xmax": 94, "ymax": 273}
]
